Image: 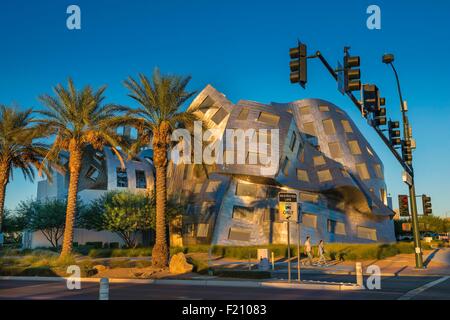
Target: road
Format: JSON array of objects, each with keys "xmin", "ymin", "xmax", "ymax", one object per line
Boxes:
[{"xmin": 1, "ymin": 274, "xmax": 449, "ymax": 300}]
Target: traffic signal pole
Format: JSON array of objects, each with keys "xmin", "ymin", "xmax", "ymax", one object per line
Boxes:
[
  {"xmin": 387, "ymin": 61, "xmax": 424, "ymax": 268},
  {"xmin": 304, "ymin": 49, "xmax": 424, "ymax": 268}
]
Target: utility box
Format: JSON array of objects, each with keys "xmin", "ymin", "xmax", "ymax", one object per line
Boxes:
[{"xmin": 257, "ymin": 248, "xmax": 270, "ymax": 271}]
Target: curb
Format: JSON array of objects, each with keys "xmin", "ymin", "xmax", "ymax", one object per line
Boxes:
[
  {"xmin": 0, "ymin": 276, "xmax": 361, "ymax": 291},
  {"xmin": 272, "ymin": 270, "xmax": 450, "ymax": 277}
]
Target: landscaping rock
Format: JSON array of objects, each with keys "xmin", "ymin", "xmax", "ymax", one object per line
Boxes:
[
  {"xmin": 93, "ymin": 265, "xmax": 108, "ymax": 272},
  {"xmin": 169, "ymin": 253, "xmax": 193, "ymax": 274}
]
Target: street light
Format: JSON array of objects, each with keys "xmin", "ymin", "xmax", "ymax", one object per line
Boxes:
[{"xmin": 382, "ymin": 53, "xmax": 424, "ymax": 269}]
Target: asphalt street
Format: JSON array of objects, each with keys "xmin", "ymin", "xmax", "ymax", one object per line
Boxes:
[{"xmin": 0, "ymin": 274, "xmax": 449, "ymax": 300}]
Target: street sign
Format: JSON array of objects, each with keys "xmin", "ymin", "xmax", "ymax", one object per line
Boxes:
[
  {"xmin": 278, "ymin": 192, "xmax": 298, "ymax": 221},
  {"xmin": 402, "ymin": 171, "xmax": 412, "ymax": 186}
]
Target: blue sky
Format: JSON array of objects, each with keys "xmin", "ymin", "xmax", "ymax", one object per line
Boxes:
[{"xmin": 0, "ymin": 0, "xmax": 449, "ymax": 217}]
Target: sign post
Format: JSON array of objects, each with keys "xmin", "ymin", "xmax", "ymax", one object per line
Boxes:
[{"xmin": 278, "ymin": 192, "xmax": 298, "ymax": 283}]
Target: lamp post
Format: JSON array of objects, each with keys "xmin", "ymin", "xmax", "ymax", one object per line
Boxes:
[{"xmin": 382, "ymin": 53, "xmax": 424, "ymax": 269}]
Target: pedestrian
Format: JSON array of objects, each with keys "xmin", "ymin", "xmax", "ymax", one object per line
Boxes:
[
  {"xmin": 318, "ymin": 240, "xmax": 326, "ymax": 265},
  {"xmin": 303, "ymin": 236, "xmax": 313, "ymax": 266}
]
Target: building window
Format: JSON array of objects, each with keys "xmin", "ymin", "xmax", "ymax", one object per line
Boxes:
[
  {"xmin": 302, "ymin": 213, "xmax": 317, "ymax": 229},
  {"xmin": 135, "ymin": 170, "xmax": 146, "ymax": 189},
  {"xmin": 86, "ymin": 165, "xmax": 100, "ymax": 182},
  {"xmin": 341, "ymin": 120, "xmax": 353, "ymax": 133},
  {"xmin": 299, "ymin": 106, "xmax": 311, "ymax": 115},
  {"xmin": 374, "ymin": 164, "xmax": 383, "ymax": 178},
  {"xmin": 281, "ymin": 157, "xmax": 290, "ymax": 176},
  {"xmin": 257, "ymin": 112, "xmax": 280, "ymax": 126},
  {"xmin": 348, "ymin": 140, "xmax": 362, "ymax": 155},
  {"xmin": 232, "ymin": 206, "xmax": 254, "ymax": 221},
  {"xmin": 356, "ymin": 163, "xmax": 370, "ymax": 180},
  {"xmin": 237, "ymin": 108, "xmax": 249, "ymax": 120},
  {"xmin": 328, "ymin": 219, "xmax": 346, "ymax": 235},
  {"xmin": 300, "ymin": 193, "xmax": 319, "ymax": 203},
  {"xmin": 317, "ymin": 169, "xmax": 333, "ymax": 182},
  {"xmin": 116, "ymin": 168, "xmax": 128, "ymax": 187},
  {"xmin": 197, "ymin": 224, "xmax": 209, "ymax": 238},
  {"xmin": 319, "ymin": 105, "xmax": 330, "ymax": 112},
  {"xmin": 296, "ymin": 169, "xmax": 309, "ymax": 182},
  {"xmin": 228, "ymin": 228, "xmax": 251, "ymax": 241},
  {"xmin": 328, "ymin": 142, "xmax": 342, "ymax": 158},
  {"xmin": 357, "ymin": 226, "xmax": 377, "ymax": 241},
  {"xmin": 322, "ymin": 119, "xmax": 336, "ymax": 135},
  {"xmin": 303, "ymin": 122, "xmax": 316, "ymax": 136},
  {"xmin": 297, "ymin": 149, "xmax": 305, "ymax": 163},
  {"xmin": 198, "ymin": 96, "xmax": 215, "ymax": 113},
  {"xmin": 289, "ymin": 132, "xmax": 297, "ymax": 151},
  {"xmin": 93, "ymin": 151, "xmax": 104, "ymax": 165},
  {"xmin": 184, "ymin": 224, "xmax": 195, "ymax": 237},
  {"xmin": 380, "ymin": 188, "xmax": 387, "ymax": 205},
  {"xmin": 211, "ymin": 107, "xmax": 229, "ymax": 124},
  {"xmin": 236, "ymin": 182, "xmax": 265, "ymax": 198},
  {"xmin": 313, "ymin": 155, "xmax": 326, "ymax": 166}
]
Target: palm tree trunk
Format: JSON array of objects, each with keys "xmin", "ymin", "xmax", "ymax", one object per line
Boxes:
[
  {"xmin": 60, "ymin": 145, "xmax": 82, "ymax": 258},
  {"xmin": 0, "ymin": 162, "xmax": 10, "ymax": 232},
  {"xmin": 152, "ymin": 163, "xmax": 169, "ymax": 267}
]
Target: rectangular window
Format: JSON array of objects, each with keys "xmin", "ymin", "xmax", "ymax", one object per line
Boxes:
[
  {"xmin": 228, "ymin": 228, "xmax": 251, "ymax": 242},
  {"xmin": 289, "ymin": 132, "xmax": 297, "ymax": 151},
  {"xmin": 322, "ymin": 119, "xmax": 336, "ymax": 135},
  {"xmin": 303, "ymin": 122, "xmax": 316, "ymax": 136},
  {"xmin": 135, "ymin": 170, "xmax": 146, "ymax": 189},
  {"xmin": 348, "ymin": 140, "xmax": 362, "ymax": 155},
  {"xmin": 356, "ymin": 163, "xmax": 370, "ymax": 180},
  {"xmin": 302, "ymin": 213, "xmax": 317, "ymax": 229},
  {"xmin": 281, "ymin": 157, "xmax": 290, "ymax": 176},
  {"xmin": 211, "ymin": 107, "xmax": 229, "ymax": 124},
  {"xmin": 184, "ymin": 224, "xmax": 195, "ymax": 237},
  {"xmin": 317, "ymin": 169, "xmax": 333, "ymax": 182},
  {"xmin": 313, "ymin": 155, "xmax": 326, "ymax": 166},
  {"xmin": 257, "ymin": 112, "xmax": 280, "ymax": 126},
  {"xmin": 86, "ymin": 165, "xmax": 100, "ymax": 182},
  {"xmin": 374, "ymin": 164, "xmax": 383, "ymax": 178},
  {"xmin": 380, "ymin": 188, "xmax": 387, "ymax": 205},
  {"xmin": 357, "ymin": 226, "xmax": 377, "ymax": 241},
  {"xmin": 296, "ymin": 169, "xmax": 309, "ymax": 182},
  {"xmin": 197, "ymin": 224, "xmax": 209, "ymax": 238},
  {"xmin": 300, "ymin": 193, "xmax": 319, "ymax": 203},
  {"xmin": 319, "ymin": 105, "xmax": 330, "ymax": 112},
  {"xmin": 236, "ymin": 182, "xmax": 258, "ymax": 197},
  {"xmin": 328, "ymin": 142, "xmax": 342, "ymax": 158},
  {"xmin": 237, "ymin": 108, "xmax": 249, "ymax": 120},
  {"xmin": 341, "ymin": 120, "xmax": 353, "ymax": 133},
  {"xmin": 232, "ymin": 206, "xmax": 254, "ymax": 221},
  {"xmin": 116, "ymin": 168, "xmax": 128, "ymax": 188},
  {"xmin": 299, "ymin": 106, "xmax": 311, "ymax": 115},
  {"xmin": 328, "ymin": 219, "xmax": 346, "ymax": 235},
  {"xmin": 198, "ymin": 96, "xmax": 215, "ymax": 113}
]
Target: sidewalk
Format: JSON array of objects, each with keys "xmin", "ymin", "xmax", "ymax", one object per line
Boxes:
[{"xmin": 209, "ymin": 248, "xmax": 450, "ymax": 277}]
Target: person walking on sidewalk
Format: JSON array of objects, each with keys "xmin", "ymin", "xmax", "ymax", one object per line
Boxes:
[
  {"xmin": 303, "ymin": 236, "xmax": 313, "ymax": 266},
  {"xmin": 318, "ymin": 240, "xmax": 326, "ymax": 265}
]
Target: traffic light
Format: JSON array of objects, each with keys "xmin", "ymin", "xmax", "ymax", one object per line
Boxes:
[
  {"xmin": 388, "ymin": 120, "xmax": 401, "ymax": 146},
  {"xmin": 344, "ymin": 53, "xmax": 361, "ymax": 92},
  {"xmin": 402, "ymin": 140, "xmax": 413, "ymax": 165},
  {"xmin": 289, "ymin": 42, "xmax": 307, "ymax": 88},
  {"xmin": 398, "ymin": 195, "xmax": 410, "ymax": 217},
  {"xmin": 422, "ymin": 195, "xmax": 432, "ymax": 216},
  {"xmin": 362, "ymin": 84, "xmax": 387, "ymax": 126}
]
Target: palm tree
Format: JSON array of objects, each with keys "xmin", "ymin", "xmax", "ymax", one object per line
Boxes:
[
  {"xmin": 123, "ymin": 69, "xmax": 200, "ymax": 267},
  {"xmin": 0, "ymin": 105, "xmax": 52, "ymax": 232},
  {"xmin": 37, "ymin": 79, "xmax": 127, "ymax": 257}
]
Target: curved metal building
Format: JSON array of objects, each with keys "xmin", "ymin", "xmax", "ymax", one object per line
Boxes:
[{"xmin": 168, "ymin": 85, "xmax": 396, "ymax": 245}]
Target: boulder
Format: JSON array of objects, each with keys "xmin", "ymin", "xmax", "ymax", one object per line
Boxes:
[
  {"xmin": 93, "ymin": 265, "xmax": 108, "ymax": 273},
  {"xmin": 169, "ymin": 253, "xmax": 194, "ymax": 274}
]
